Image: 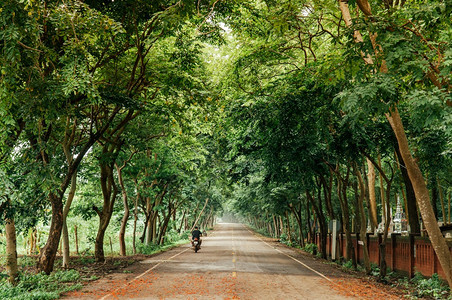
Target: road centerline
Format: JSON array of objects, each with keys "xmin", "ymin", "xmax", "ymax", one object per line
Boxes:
[{"xmin": 231, "ymin": 225, "xmax": 237, "ymax": 277}]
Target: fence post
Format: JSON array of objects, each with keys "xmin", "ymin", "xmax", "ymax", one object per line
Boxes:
[
  {"xmin": 341, "ymin": 232, "xmax": 344, "ymax": 259},
  {"xmin": 332, "ymin": 220, "xmax": 337, "ymax": 261},
  {"xmin": 409, "ymin": 234, "xmax": 414, "ymax": 278},
  {"xmin": 432, "ymin": 243, "xmax": 437, "ymax": 276},
  {"xmin": 366, "ymin": 233, "xmax": 371, "ymax": 264},
  {"xmin": 356, "ymin": 233, "xmax": 360, "ymax": 264},
  {"xmin": 329, "ymin": 233, "xmax": 332, "ymax": 257},
  {"xmin": 377, "ymin": 233, "xmax": 382, "ymax": 266},
  {"xmin": 391, "ymin": 233, "xmax": 398, "ymax": 271}
]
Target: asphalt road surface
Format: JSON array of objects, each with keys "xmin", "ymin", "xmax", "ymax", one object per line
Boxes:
[{"xmin": 68, "ymin": 223, "xmax": 358, "ymax": 299}]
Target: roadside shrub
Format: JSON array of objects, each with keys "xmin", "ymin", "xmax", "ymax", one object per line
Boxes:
[
  {"xmin": 411, "ymin": 272, "xmax": 450, "ymax": 299},
  {"xmin": 303, "ymin": 243, "xmax": 318, "ymax": 254},
  {"xmin": 136, "ymin": 243, "xmax": 160, "ymax": 255},
  {"xmin": 0, "ymin": 270, "xmax": 82, "ymax": 300},
  {"xmin": 179, "ymin": 231, "xmax": 189, "ymax": 240},
  {"xmin": 279, "ymin": 233, "xmax": 294, "ymax": 247},
  {"xmin": 342, "ymin": 259, "xmax": 354, "ymax": 270},
  {"xmin": 370, "ymin": 263, "xmax": 380, "ymax": 277}
]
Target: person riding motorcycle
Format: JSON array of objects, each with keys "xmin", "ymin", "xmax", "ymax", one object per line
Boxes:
[{"xmin": 191, "ymin": 226, "xmax": 202, "ymax": 248}]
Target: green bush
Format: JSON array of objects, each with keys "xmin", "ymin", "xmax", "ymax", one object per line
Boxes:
[
  {"xmin": 279, "ymin": 233, "xmax": 292, "ymax": 246},
  {"xmin": 411, "ymin": 272, "xmax": 450, "ymax": 299},
  {"xmin": 303, "ymin": 243, "xmax": 318, "ymax": 254},
  {"xmin": 0, "ymin": 270, "xmax": 82, "ymax": 300},
  {"xmin": 179, "ymin": 231, "xmax": 189, "ymax": 240},
  {"xmin": 136, "ymin": 233, "xmax": 190, "ymax": 255},
  {"xmin": 342, "ymin": 259, "xmax": 354, "ymax": 270},
  {"xmin": 370, "ymin": 263, "xmax": 380, "ymax": 277},
  {"xmin": 136, "ymin": 243, "xmax": 160, "ymax": 255}
]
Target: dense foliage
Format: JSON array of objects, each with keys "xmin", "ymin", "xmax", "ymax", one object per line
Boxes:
[{"xmin": 0, "ymin": 0, "xmax": 451, "ymax": 294}]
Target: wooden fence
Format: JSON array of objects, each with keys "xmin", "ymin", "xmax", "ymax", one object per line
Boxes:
[{"xmin": 315, "ymin": 233, "xmax": 452, "ymax": 279}]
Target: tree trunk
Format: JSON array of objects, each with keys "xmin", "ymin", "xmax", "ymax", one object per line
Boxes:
[
  {"xmin": 29, "ymin": 228, "xmax": 36, "ymax": 255},
  {"xmin": 146, "ymin": 214, "xmax": 154, "ymax": 245},
  {"xmin": 354, "ymin": 163, "xmax": 371, "ymax": 274},
  {"xmin": 386, "ymin": 107, "xmax": 452, "ymax": 287},
  {"xmin": 394, "ymin": 143, "xmax": 420, "ymax": 233},
  {"xmin": 298, "ymin": 208, "xmax": 305, "ymax": 247},
  {"xmin": 438, "ymin": 180, "xmax": 446, "ymax": 223},
  {"xmin": 178, "ymin": 209, "xmax": 187, "ymax": 233},
  {"xmin": 378, "ymin": 155, "xmax": 387, "ymax": 226},
  {"xmin": 448, "ymin": 192, "xmax": 451, "ymax": 224},
  {"xmin": 306, "ymin": 202, "xmax": 313, "ymax": 244},
  {"xmin": 279, "ymin": 216, "xmax": 286, "ymax": 235},
  {"xmin": 153, "ymin": 214, "xmax": 158, "ymax": 241},
  {"xmin": 172, "ymin": 206, "xmax": 177, "ymax": 231},
  {"xmin": 61, "ymin": 222, "xmax": 70, "ymax": 266},
  {"xmin": 35, "ymin": 112, "xmax": 119, "ymax": 274},
  {"xmin": 272, "ymin": 215, "xmax": 278, "ymax": 238},
  {"xmin": 158, "ymin": 202, "xmax": 173, "ymax": 245},
  {"xmin": 366, "ymin": 158, "xmax": 378, "ymax": 230},
  {"xmin": 147, "ymin": 188, "xmax": 166, "ymax": 245},
  {"xmin": 62, "ymin": 172, "xmax": 77, "ymax": 268},
  {"xmin": 132, "ymin": 191, "xmax": 139, "ymax": 255},
  {"xmin": 379, "ymin": 186, "xmax": 392, "ymax": 279},
  {"xmin": 307, "ymin": 189, "xmax": 327, "ymax": 259},
  {"xmin": 145, "ymin": 196, "xmax": 154, "ymax": 245},
  {"xmin": 140, "ymin": 211, "xmax": 150, "ymax": 244},
  {"xmin": 116, "ymin": 163, "xmax": 129, "ymax": 256},
  {"xmin": 431, "ymin": 179, "xmax": 439, "ymax": 221},
  {"xmin": 320, "ymin": 174, "xmax": 335, "ymax": 219},
  {"xmin": 74, "ymin": 225, "xmax": 79, "ymax": 255},
  {"xmin": 365, "ymin": 154, "xmax": 394, "ymax": 279},
  {"xmin": 5, "ymin": 211, "xmax": 18, "ymax": 285},
  {"xmin": 190, "ymin": 198, "xmax": 209, "ymax": 232},
  {"xmin": 95, "ymin": 207, "xmax": 115, "ymax": 262},
  {"xmin": 289, "ymin": 203, "xmax": 305, "ymax": 247},
  {"xmin": 94, "ymin": 158, "xmax": 119, "ymax": 262},
  {"xmin": 337, "ymin": 166, "xmax": 356, "ymax": 268},
  {"xmin": 316, "ymin": 180, "xmax": 328, "ymax": 258},
  {"xmin": 285, "ymin": 211, "xmax": 292, "ymax": 244},
  {"xmin": 37, "ymin": 192, "xmax": 64, "ymax": 274}
]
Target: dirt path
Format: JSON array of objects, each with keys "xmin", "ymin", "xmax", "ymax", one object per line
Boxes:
[{"xmin": 63, "ymin": 223, "xmax": 403, "ymax": 299}]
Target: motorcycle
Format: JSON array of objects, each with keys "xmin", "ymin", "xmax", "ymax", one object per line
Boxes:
[{"xmin": 193, "ymin": 237, "xmax": 201, "ymax": 253}]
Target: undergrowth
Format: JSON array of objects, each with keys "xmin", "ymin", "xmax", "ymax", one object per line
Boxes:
[
  {"xmin": 136, "ymin": 234, "xmax": 189, "ymax": 255},
  {"xmin": 302, "ymin": 243, "xmax": 318, "ymax": 255},
  {"xmin": 0, "ymin": 269, "xmax": 82, "ymax": 300},
  {"xmin": 405, "ymin": 272, "xmax": 450, "ymax": 299}
]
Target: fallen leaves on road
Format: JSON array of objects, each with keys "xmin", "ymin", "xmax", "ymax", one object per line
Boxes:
[{"xmin": 330, "ymin": 278, "xmax": 402, "ymax": 299}]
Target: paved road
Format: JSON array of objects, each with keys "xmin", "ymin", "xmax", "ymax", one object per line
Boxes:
[{"xmin": 69, "ymin": 223, "xmax": 356, "ymax": 299}]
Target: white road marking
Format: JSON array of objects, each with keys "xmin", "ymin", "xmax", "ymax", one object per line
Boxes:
[
  {"xmin": 140, "ymin": 259, "xmax": 182, "ymax": 263},
  {"xmin": 245, "ymin": 227, "xmax": 335, "ymax": 284},
  {"xmin": 244, "ymin": 225, "xmax": 395, "ymax": 299},
  {"xmin": 99, "ymin": 247, "xmax": 191, "ymax": 300}
]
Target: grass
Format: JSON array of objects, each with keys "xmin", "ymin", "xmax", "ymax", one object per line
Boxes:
[
  {"xmin": 0, "ymin": 270, "xmax": 83, "ymax": 300},
  {"xmin": 0, "ymin": 233, "xmax": 190, "ymax": 300},
  {"xmin": 136, "ymin": 238, "xmax": 189, "ymax": 255}
]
